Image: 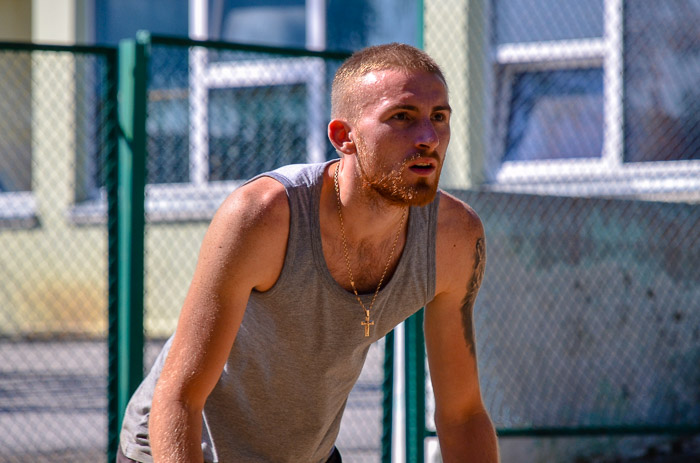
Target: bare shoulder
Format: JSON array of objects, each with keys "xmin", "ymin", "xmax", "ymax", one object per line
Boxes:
[
  {"xmin": 217, "ymin": 176, "xmax": 289, "ymax": 226},
  {"xmin": 434, "ymin": 191, "xmax": 485, "ymax": 294},
  {"xmin": 436, "ymin": 191, "xmax": 484, "ymax": 249},
  {"xmin": 202, "ymin": 176, "xmax": 290, "ymax": 292}
]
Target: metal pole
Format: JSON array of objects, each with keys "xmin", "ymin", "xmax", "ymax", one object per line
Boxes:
[
  {"xmin": 105, "ymin": 45, "xmax": 121, "ymax": 462},
  {"xmin": 381, "ymin": 330, "xmax": 395, "ymax": 463},
  {"xmin": 116, "ymin": 31, "xmax": 149, "ymax": 432},
  {"xmin": 417, "ymin": 0, "xmax": 425, "ymax": 49},
  {"xmin": 404, "ymin": 309, "xmax": 426, "ymax": 463},
  {"xmin": 407, "ymin": 2, "xmax": 426, "ymax": 458}
]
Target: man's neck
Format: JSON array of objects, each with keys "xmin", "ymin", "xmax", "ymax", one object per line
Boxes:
[{"xmin": 323, "ymin": 160, "xmax": 409, "ymax": 243}]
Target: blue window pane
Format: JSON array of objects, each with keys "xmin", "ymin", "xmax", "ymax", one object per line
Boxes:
[
  {"xmin": 146, "ymin": 46, "xmax": 191, "ymax": 184},
  {"xmin": 209, "ymin": 0, "xmax": 419, "ymax": 50},
  {"xmin": 327, "ymin": 0, "xmax": 419, "ymax": 50},
  {"xmin": 147, "ymin": 98, "xmax": 190, "ymax": 184},
  {"xmin": 208, "ymin": 85, "xmax": 308, "ymax": 180},
  {"xmin": 504, "ymin": 68, "xmax": 604, "ymax": 162},
  {"xmin": 327, "ymin": 0, "xmax": 371, "ymax": 50},
  {"xmin": 0, "ymin": 52, "xmax": 32, "ymax": 192},
  {"xmin": 209, "ymin": 0, "xmax": 306, "ymax": 47},
  {"xmin": 95, "ymin": 0, "xmax": 188, "ymax": 45},
  {"xmin": 623, "ymin": 0, "xmax": 700, "ymax": 163},
  {"xmin": 495, "ymin": 0, "xmax": 604, "ymax": 44}
]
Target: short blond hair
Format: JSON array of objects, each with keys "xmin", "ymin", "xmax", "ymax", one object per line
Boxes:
[{"xmin": 331, "ymin": 43, "xmax": 446, "ymax": 122}]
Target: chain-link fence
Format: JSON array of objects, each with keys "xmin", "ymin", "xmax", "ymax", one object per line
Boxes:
[
  {"xmin": 471, "ymin": 191, "xmax": 699, "ymax": 428},
  {"xmin": 3, "ymin": 1, "xmax": 699, "ymax": 462},
  {"xmin": 0, "ymin": 43, "xmax": 118, "ymax": 462},
  {"xmin": 132, "ymin": 35, "xmax": 392, "ymax": 461},
  {"xmin": 411, "ymin": 1, "xmax": 700, "ymax": 461},
  {"xmin": 424, "ymin": 0, "xmax": 699, "ymax": 196},
  {"xmin": 140, "ymin": 37, "xmax": 348, "ymax": 338}
]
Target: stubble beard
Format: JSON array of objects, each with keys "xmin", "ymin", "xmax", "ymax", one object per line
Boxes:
[{"xmin": 355, "ymin": 138, "xmax": 441, "ymax": 208}]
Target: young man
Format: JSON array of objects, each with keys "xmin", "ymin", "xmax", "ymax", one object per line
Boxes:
[{"xmin": 119, "ymin": 43, "xmax": 499, "ymax": 463}]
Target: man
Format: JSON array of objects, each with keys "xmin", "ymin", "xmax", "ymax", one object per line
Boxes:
[{"xmin": 119, "ymin": 43, "xmax": 499, "ymax": 463}]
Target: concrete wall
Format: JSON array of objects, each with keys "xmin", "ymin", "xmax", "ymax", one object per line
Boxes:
[{"xmin": 449, "ymin": 189, "xmax": 700, "ymax": 461}]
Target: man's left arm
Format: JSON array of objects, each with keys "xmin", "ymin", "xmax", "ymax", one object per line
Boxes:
[{"xmin": 424, "ymin": 193, "xmax": 499, "ymax": 462}]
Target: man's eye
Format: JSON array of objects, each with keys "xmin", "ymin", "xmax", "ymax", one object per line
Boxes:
[
  {"xmin": 392, "ymin": 112, "xmax": 409, "ymax": 121},
  {"xmin": 432, "ymin": 113, "xmax": 447, "ymax": 122}
]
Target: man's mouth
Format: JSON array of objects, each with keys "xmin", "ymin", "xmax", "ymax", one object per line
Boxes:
[{"xmin": 407, "ymin": 159, "xmax": 437, "ymax": 175}]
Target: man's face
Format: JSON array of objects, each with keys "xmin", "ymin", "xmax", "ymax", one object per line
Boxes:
[{"xmin": 351, "ymin": 69, "xmax": 451, "ymax": 207}]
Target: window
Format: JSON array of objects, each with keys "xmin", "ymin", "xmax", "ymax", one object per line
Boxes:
[
  {"xmin": 0, "ymin": 51, "xmax": 32, "ymax": 194},
  {"xmin": 95, "ymin": 0, "xmax": 189, "ymax": 45},
  {"xmin": 132, "ymin": 0, "xmax": 330, "ymax": 219},
  {"xmin": 208, "ymin": 0, "xmax": 420, "ymax": 51},
  {"xmin": 207, "ymin": 84, "xmax": 309, "ymax": 180},
  {"xmin": 139, "ymin": 0, "xmax": 420, "ymax": 220},
  {"xmin": 63, "ymin": 0, "xmax": 191, "ymax": 223},
  {"xmin": 489, "ymin": 0, "xmax": 700, "ymax": 198},
  {"xmin": 186, "ymin": 51, "xmax": 327, "ymax": 183},
  {"xmin": 208, "ymin": 0, "xmax": 307, "ymax": 48},
  {"xmin": 87, "ymin": 0, "xmax": 420, "ymax": 219},
  {"xmin": 502, "ymin": 68, "xmax": 604, "ymax": 162},
  {"xmin": 0, "ymin": 50, "xmax": 34, "ymax": 227},
  {"xmin": 623, "ymin": 0, "xmax": 700, "ymax": 164}
]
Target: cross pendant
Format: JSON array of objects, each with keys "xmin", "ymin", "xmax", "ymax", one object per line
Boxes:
[{"xmin": 361, "ymin": 318, "xmax": 375, "ymax": 337}]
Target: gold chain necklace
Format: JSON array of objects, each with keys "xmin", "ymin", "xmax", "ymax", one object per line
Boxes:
[{"xmin": 334, "ymin": 162, "xmax": 407, "ymax": 337}]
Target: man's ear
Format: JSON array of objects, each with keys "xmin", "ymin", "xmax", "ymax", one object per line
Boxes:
[{"xmin": 328, "ymin": 119, "xmax": 356, "ymax": 155}]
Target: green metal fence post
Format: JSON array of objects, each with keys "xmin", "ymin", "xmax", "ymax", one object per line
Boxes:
[
  {"xmin": 116, "ymin": 31, "xmax": 150, "ymax": 433},
  {"xmin": 381, "ymin": 330, "xmax": 395, "ymax": 463},
  {"xmin": 406, "ymin": 5, "xmax": 427, "ymax": 460},
  {"xmin": 105, "ymin": 46, "xmax": 121, "ymax": 462},
  {"xmin": 405, "ymin": 309, "xmax": 426, "ymax": 463}
]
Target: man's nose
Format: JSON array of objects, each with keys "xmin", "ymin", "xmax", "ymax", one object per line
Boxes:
[{"xmin": 415, "ymin": 118, "xmax": 439, "ymax": 151}]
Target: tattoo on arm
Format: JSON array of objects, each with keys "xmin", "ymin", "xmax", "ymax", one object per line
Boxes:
[{"xmin": 460, "ymin": 237, "xmax": 485, "ymax": 356}]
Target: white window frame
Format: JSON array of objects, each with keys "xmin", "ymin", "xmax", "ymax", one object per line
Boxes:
[
  {"xmin": 143, "ymin": 0, "xmax": 327, "ymax": 221},
  {"xmin": 487, "ymin": 0, "xmax": 700, "ymax": 199},
  {"xmin": 187, "ymin": 54, "xmax": 326, "ymax": 186},
  {"xmin": 0, "ymin": 192, "xmax": 37, "ymax": 228}
]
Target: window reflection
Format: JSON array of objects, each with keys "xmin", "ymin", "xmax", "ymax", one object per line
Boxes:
[
  {"xmin": 209, "ymin": 0, "xmax": 306, "ymax": 48},
  {"xmin": 495, "ymin": 0, "xmax": 603, "ymax": 44},
  {"xmin": 208, "ymin": 85, "xmax": 307, "ymax": 180},
  {"xmin": 624, "ymin": 0, "xmax": 700, "ymax": 163},
  {"xmin": 504, "ymin": 68, "xmax": 604, "ymax": 162},
  {"xmin": 0, "ymin": 52, "xmax": 32, "ymax": 192}
]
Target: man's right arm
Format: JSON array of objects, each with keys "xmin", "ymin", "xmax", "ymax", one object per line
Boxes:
[{"xmin": 149, "ymin": 177, "xmax": 290, "ymax": 463}]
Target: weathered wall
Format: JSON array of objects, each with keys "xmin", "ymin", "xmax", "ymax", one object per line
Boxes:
[{"xmin": 449, "ymin": 189, "xmax": 699, "ymax": 460}]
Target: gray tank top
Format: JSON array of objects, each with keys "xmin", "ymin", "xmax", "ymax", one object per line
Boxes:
[{"xmin": 120, "ymin": 160, "xmax": 439, "ymax": 462}]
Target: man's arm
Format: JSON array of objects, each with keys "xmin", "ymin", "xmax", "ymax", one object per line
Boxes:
[
  {"xmin": 424, "ymin": 192, "xmax": 499, "ymax": 462},
  {"xmin": 149, "ymin": 177, "xmax": 290, "ymax": 463}
]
